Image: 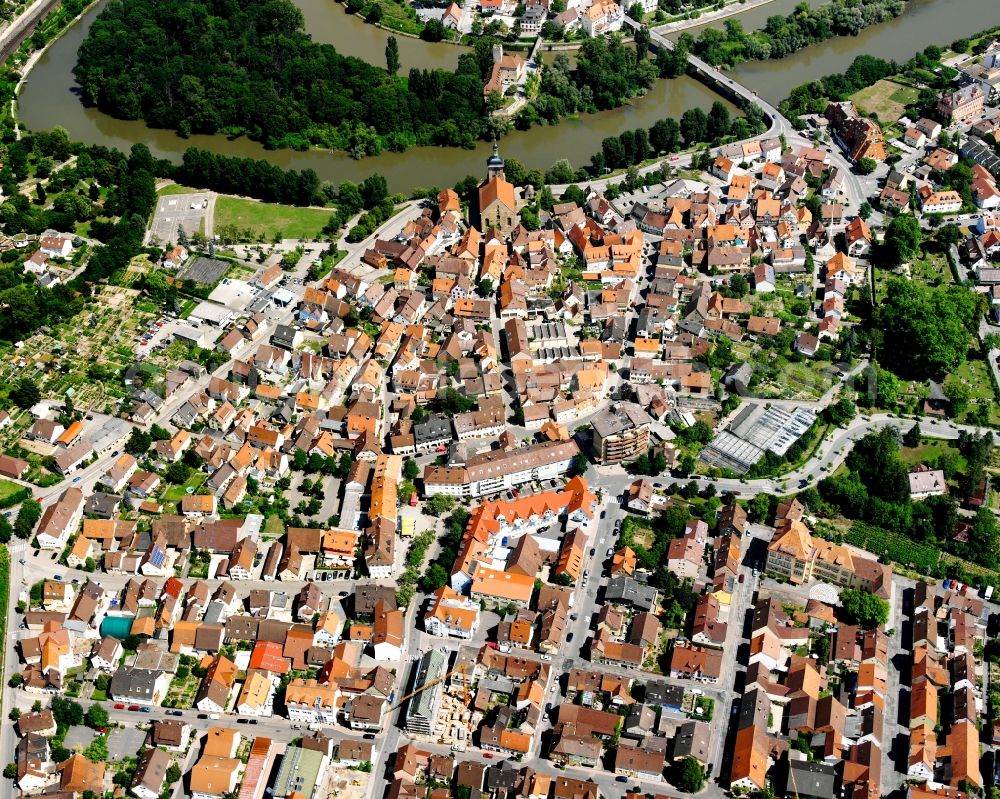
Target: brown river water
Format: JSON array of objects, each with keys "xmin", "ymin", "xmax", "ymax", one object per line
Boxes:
[{"xmin": 17, "ymin": 0, "xmax": 997, "ymax": 192}]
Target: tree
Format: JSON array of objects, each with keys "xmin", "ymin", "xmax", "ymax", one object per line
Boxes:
[
  {"xmin": 680, "ymin": 107, "xmax": 709, "ymax": 147},
  {"xmin": 51, "ymin": 697, "xmax": 84, "ymax": 727},
  {"xmin": 728, "ymin": 273, "xmax": 748, "ymax": 297},
  {"xmin": 165, "ymin": 462, "xmax": 190, "ymax": 484},
  {"xmin": 10, "ymin": 378, "xmax": 40, "ymax": 409},
  {"xmin": 8, "ymin": 707, "xmax": 20, "ymax": 720},
  {"xmin": 420, "ymin": 563, "xmax": 449, "ymax": 592},
  {"xmin": 858, "ymin": 201, "xmax": 872, "ymax": 220},
  {"xmin": 403, "ymin": 458, "xmax": 419, "ymax": 481},
  {"xmin": 124, "ymin": 427, "xmax": 152, "ymax": 455},
  {"xmin": 674, "ymin": 756, "xmax": 705, "ymax": 793},
  {"xmin": 882, "ymin": 214, "xmax": 922, "ymax": 265},
  {"xmin": 875, "ymin": 279, "xmax": 977, "ymax": 380},
  {"xmin": 903, "ymin": 422, "xmax": 921, "ymax": 448},
  {"xmin": 85, "ymin": 703, "xmax": 109, "ymax": 729},
  {"xmin": 426, "ymin": 494, "xmax": 455, "ymax": 516},
  {"xmin": 627, "ymin": 2, "xmax": 643, "ymax": 20},
  {"xmin": 936, "ymin": 223, "xmax": 963, "ymax": 248},
  {"xmin": 421, "ymin": 17, "xmax": 445, "ymax": 41},
  {"xmin": 3, "ymin": 763, "xmax": 17, "ymax": 779},
  {"xmin": 856, "ymin": 157, "xmax": 878, "ymax": 175},
  {"xmin": 824, "ymin": 397, "xmax": 856, "ymax": 427},
  {"xmin": 336, "ymin": 452, "xmax": 353, "ymax": 478},
  {"xmin": 385, "ymin": 35, "xmax": 400, "ymax": 76},
  {"xmin": 942, "ymin": 373, "xmax": 972, "ymax": 416},
  {"xmin": 570, "ymin": 452, "xmax": 589, "ymax": 476},
  {"xmin": 839, "ymin": 588, "xmax": 889, "ymax": 628}
]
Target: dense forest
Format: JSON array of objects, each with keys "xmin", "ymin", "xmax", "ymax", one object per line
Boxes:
[
  {"xmin": 690, "ymin": 0, "xmax": 905, "ymax": 67},
  {"xmin": 74, "ymin": 0, "xmax": 487, "ymax": 153},
  {"xmin": 74, "ymin": 0, "xmax": 676, "ymax": 155}
]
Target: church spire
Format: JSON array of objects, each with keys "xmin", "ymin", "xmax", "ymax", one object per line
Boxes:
[{"xmin": 486, "ymin": 140, "xmax": 505, "ymax": 180}]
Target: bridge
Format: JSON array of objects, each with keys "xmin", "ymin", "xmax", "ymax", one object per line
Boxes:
[{"xmin": 621, "ymin": 16, "xmax": 788, "ymax": 142}]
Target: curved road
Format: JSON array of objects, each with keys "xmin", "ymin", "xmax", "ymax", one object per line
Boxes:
[
  {"xmin": 680, "ymin": 414, "xmax": 997, "ymax": 498},
  {"xmin": 560, "ymin": 19, "xmax": 865, "ymax": 214}
]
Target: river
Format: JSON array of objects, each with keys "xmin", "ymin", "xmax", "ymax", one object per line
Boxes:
[
  {"xmin": 15, "ymin": 0, "xmax": 994, "ymax": 193},
  {"xmin": 729, "ymin": 0, "xmax": 999, "ymax": 104},
  {"xmin": 17, "ymin": 0, "xmax": 731, "ymax": 191}
]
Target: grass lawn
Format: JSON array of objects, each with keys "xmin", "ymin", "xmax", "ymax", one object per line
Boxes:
[
  {"xmin": 900, "ymin": 438, "xmax": 967, "ymax": 470},
  {"xmin": 263, "ymin": 514, "xmax": 286, "ymax": 538},
  {"xmin": 908, "ymin": 248, "xmax": 953, "ymax": 289},
  {"xmin": 0, "ymin": 478, "xmax": 28, "ymax": 507},
  {"xmin": 162, "ymin": 473, "xmax": 207, "ymax": 502},
  {"xmin": 850, "ymin": 79, "xmax": 918, "ymax": 123},
  {"xmin": 953, "ymin": 359, "xmax": 1000, "ymax": 426},
  {"xmin": 775, "ymin": 361, "xmax": 837, "ymax": 401},
  {"xmin": 177, "ymin": 299, "xmax": 197, "ymax": 319},
  {"xmin": 158, "ymin": 184, "xmax": 202, "ymax": 196},
  {"xmin": 213, "ymin": 196, "xmax": 333, "ymax": 241}
]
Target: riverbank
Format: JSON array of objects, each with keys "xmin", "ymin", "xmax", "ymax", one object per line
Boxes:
[{"xmin": 652, "ymin": 0, "xmax": 780, "ymax": 34}]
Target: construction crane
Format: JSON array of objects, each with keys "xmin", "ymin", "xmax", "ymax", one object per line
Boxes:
[{"xmin": 390, "ymin": 661, "xmax": 468, "ymax": 711}]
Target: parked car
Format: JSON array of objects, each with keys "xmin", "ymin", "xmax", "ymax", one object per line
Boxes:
[
  {"xmin": 616, "ymin": 776, "xmax": 629, "ymax": 783},
  {"xmin": 363, "ymin": 733, "xmax": 375, "ymax": 740},
  {"xmin": 249, "ymin": 719, "xmax": 258, "ymax": 725},
  {"xmin": 483, "ymin": 753, "xmax": 493, "ymax": 759},
  {"xmin": 139, "ymin": 707, "xmax": 151, "ymax": 713},
  {"xmin": 167, "ymin": 710, "xmax": 183, "ymax": 717},
  {"xmin": 237, "ymin": 719, "xmax": 249, "ymax": 724},
  {"xmin": 113, "ymin": 703, "xmax": 125, "ymax": 710},
  {"xmin": 128, "ymin": 705, "xmax": 140, "ymax": 712},
  {"xmin": 739, "ymin": 574, "xmax": 745, "ymax": 583},
  {"xmin": 567, "ymin": 632, "xmax": 574, "ymax": 642}
]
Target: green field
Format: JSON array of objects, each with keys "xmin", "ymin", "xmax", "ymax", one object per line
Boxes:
[
  {"xmin": 0, "ymin": 479, "xmax": 29, "ymax": 508},
  {"xmin": 900, "ymin": 438, "xmax": 966, "ymax": 470},
  {"xmin": 213, "ymin": 197, "xmax": 333, "ymax": 241},
  {"xmin": 162, "ymin": 473, "xmax": 207, "ymax": 502},
  {"xmin": 157, "ymin": 184, "xmax": 201, "ymax": 196},
  {"xmin": 850, "ymin": 79, "xmax": 918, "ymax": 123}
]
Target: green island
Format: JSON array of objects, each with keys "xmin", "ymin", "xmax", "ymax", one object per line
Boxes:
[{"xmin": 73, "ymin": 0, "xmax": 662, "ymax": 156}]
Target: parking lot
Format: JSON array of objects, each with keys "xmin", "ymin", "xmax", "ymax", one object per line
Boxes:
[{"xmin": 151, "ymin": 193, "xmax": 212, "ymax": 243}]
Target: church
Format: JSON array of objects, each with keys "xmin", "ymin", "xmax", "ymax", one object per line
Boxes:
[{"xmin": 476, "ymin": 142, "xmax": 519, "ymax": 239}]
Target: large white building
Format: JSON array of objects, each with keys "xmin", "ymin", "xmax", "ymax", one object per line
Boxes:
[
  {"xmin": 423, "ymin": 440, "xmax": 579, "ymax": 498},
  {"xmin": 424, "ymin": 586, "xmax": 482, "ymax": 639}
]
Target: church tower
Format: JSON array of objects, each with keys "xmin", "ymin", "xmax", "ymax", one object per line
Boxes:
[{"xmin": 486, "ymin": 141, "xmax": 505, "ymax": 181}]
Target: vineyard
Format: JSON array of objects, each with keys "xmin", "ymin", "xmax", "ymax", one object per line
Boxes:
[{"xmin": 846, "ymin": 521, "xmax": 940, "ymax": 572}]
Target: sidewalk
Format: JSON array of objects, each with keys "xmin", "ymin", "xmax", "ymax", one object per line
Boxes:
[{"xmin": 651, "ymin": 0, "xmax": 779, "ymax": 35}]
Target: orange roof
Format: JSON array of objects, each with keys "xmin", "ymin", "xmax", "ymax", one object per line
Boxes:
[
  {"xmin": 57, "ymin": 419, "xmax": 84, "ymax": 446},
  {"xmin": 946, "ymin": 721, "xmax": 982, "ymax": 788},
  {"xmin": 248, "ymin": 641, "xmax": 290, "ymax": 674},
  {"xmin": 611, "ymin": 546, "xmax": 636, "ymax": 576},
  {"xmin": 427, "ymin": 586, "xmax": 479, "ymax": 632},
  {"xmin": 470, "ymin": 567, "xmax": 534, "ymax": 603},
  {"xmin": 731, "ymin": 726, "xmax": 768, "ymax": 789},
  {"xmin": 203, "ymin": 726, "xmax": 239, "ymax": 758},
  {"xmin": 910, "ymin": 680, "xmax": 938, "ymax": 726},
  {"xmin": 479, "ymin": 176, "xmax": 516, "ymax": 212},
  {"xmin": 499, "ymin": 729, "xmax": 531, "ymax": 753}
]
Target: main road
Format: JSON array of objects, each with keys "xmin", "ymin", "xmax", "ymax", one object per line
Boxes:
[{"xmin": 565, "ymin": 19, "xmax": 866, "ymax": 215}]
